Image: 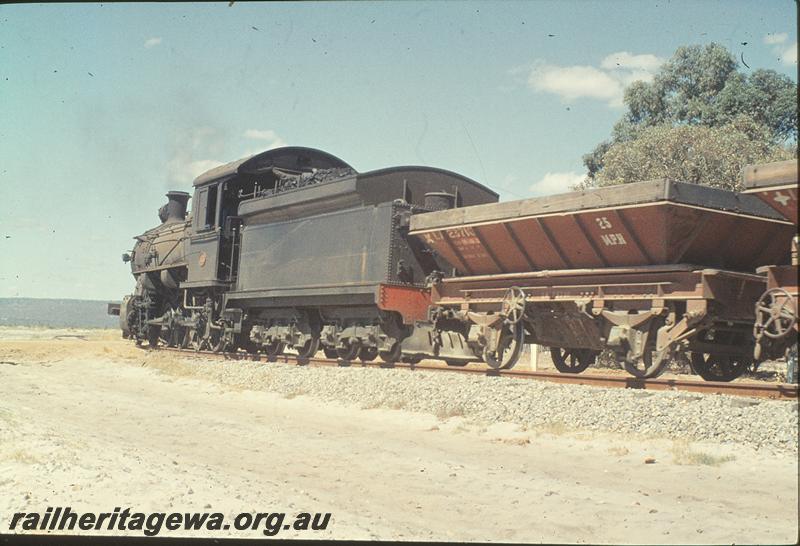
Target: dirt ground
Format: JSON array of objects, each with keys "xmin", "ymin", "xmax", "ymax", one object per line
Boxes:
[{"xmin": 1, "ymin": 328, "xmax": 798, "ymax": 543}]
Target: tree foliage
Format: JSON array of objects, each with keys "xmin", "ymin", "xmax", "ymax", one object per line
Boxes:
[
  {"xmin": 594, "ymin": 117, "xmax": 794, "ymax": 191},
  {"xmin": 583, "ymin": 43, "xmax": 797, "ymax": 189}
]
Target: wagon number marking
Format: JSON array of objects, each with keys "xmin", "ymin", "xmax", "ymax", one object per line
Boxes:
[
  {"xmin": 594, "ymin": 216, "xmax": 627, "ymax": 246},
  {"xmin": 595, "ymin": 216, "xmax": 612, "ymax": 229}
]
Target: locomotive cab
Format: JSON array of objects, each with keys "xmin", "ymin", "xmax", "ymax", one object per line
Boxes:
[{"xmin": 182, "ymin": 147, "xmax": 357, "ymax": 295}]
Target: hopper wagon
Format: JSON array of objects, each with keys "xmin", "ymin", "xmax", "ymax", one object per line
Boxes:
[{"xmin": 407, "ymin": 179, "xmax": 795, "ymax": 380}]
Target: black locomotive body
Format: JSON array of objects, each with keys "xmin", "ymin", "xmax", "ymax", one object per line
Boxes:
[{"xmin": 114, "ymin": 147, "xmax": 498, "ymax": 362}]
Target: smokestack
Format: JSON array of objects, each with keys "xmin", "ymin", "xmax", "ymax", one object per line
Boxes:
[{"xmin": 160, "ymin": 191, "xmax": 191, "ymax": 223}]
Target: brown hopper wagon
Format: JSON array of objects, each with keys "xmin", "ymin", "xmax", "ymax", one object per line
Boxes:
[
  {"xmin": 409, "ymin": 179, "xmax": 795, "ymax": 380},
  {"xmin": 742, "ymin": 160, "xmax": 798, "ymax": 376}
]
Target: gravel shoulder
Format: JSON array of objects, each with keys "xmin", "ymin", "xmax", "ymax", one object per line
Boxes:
[{"xmin": 1, "ymin": 328, "xmax": 798, "ymax": 543}]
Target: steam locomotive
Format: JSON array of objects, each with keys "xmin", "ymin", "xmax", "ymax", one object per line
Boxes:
[{"xmin": 110, "ymin": 147, "xmax": 502, "ymax": 365}]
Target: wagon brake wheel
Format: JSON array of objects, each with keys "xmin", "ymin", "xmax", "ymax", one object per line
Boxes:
[
  {"xmin": 483, "ymin": 322, "xmax": 525, "ymax": 370},
  {"xmin": 754, "ymin": 288, "xmax": 797, "ymax": 340},
  {"xmin": 501, "ymin": 286, "xmax": 527, "ymax": 325},
  {"xmin": 690, "ymin": 353, "xmax": 750, "ymax": 382},
  {"xmin": 550, "ymin": 347, "xmax": 596, "ymax": 374}
]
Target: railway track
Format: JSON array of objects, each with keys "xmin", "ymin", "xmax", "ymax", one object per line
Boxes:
[{"xmin": 158, "ymin": 347, "xmax": 799, "ymax": 401}]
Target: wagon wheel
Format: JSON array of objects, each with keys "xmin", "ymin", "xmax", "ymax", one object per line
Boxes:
[
  {"xmin": 550, "ymin": 347, "xmax": 596, "ymax": 374},
  {"xmin": 690, "ymin": 353, "xmax": 750, "ymax": 382},
  {"xmin": 754, "ymin": 288, "xmax": 797, "ymax": 340},
  {"xmin": 358, "ymin": 346, "xmax": 379, "ymax": 362},
  {"xmin": 483, "ymin": 322, "xmax": 524, "ymax": 370},
  {"xmin": 501, "ymin": 286, "xmax": 527, "ymax": 325},
  {"xmin": 623, "ymin": 323, "xmax": 669, "ymax": 379},
  {"xmin": 379, "ymin": 341, "xmax": 402, "ymax": 364},
  {"xmin": 263, "ymin": 340, "xmax": 285, "ymax": 359},
  {"xmin": 296, "ymin": 336, "xmax": 320, "ymax": 359},
  {"xmin": 323, "ymin": 347, "xmax": 338, "ymax": 360},
  {"xmin": 336, "ymin": 339, "xmax": 361, "ymax": 361}
]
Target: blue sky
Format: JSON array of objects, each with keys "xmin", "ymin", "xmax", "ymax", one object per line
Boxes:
[{"xmin": 0, "ymin": 1, "xmax": 796, "ymax": 300}]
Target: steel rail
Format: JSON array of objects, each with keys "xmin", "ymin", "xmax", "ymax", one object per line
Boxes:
[{"xmin": 158, "ymin": 347, "xmax": 798, "ymax": 401}]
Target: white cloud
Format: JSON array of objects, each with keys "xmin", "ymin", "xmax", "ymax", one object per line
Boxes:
[
  {"xmin": 243, "ymin": 128, "xmax": 287, "ymax": 150},
  {"xmin": 529, "ymin": 64, "xmax": 623, "ymax": 104},
  {"xmin": 144, "ymin": 37, "xmax": 162, "ymax": 49},
  {"xmin": 530, "ymin": 171, "xmax": 587, "ymax": 196},
  {"xmin": 600, "ymin": 51, "xmax": 663, "ymax": 72},
  {"xmin": 764, "ymin": 32, "xmax": 788, "ymax": 45},
  {"xmin": 525, "ymin": 51, "xmax": 663, "ymax": 108},
  {"xmin": 763, "ymin": 33, "xmax": 797, "ymax": 66},
  {"xmin": 166, "ymin": 126, "xmax": 226, "ymax": 185},
  {"xmin": 780, "ymin": 42, "xmax": 797, "ymax": 65}
]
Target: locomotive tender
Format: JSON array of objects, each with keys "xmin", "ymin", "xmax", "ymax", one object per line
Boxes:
[{"xmin": 111, "ymin": 147, "xmax": 795, "ymax": 381}]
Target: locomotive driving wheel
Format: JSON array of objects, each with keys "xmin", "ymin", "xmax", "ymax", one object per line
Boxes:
[
  {"xmin": 550, "ymin": 347, "xmax": 596, "ymax": 374},
  {"xmin": 186, "ymin": 328, "xmax": 203, "ymax": 352},
  {"xmin": 482, "ymin": 322, "xmax": 524, "ymax": 370},
  {"xmin": 209, "ymin": 327, "xmax": 226, "ymax": 353},
  {"xmin": 690, "ymin": 353, "xmax": 750, "ymax": 382},
  {"xmin": 754, "ymin": 288, "xmax": 797, "ymax": 341},
  {"xmin": 147, "ymin": 325, "xmax": 161, "ymax": 349}
]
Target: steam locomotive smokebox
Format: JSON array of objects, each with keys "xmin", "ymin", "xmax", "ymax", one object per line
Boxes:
[
  {"xmin": 410, "ymin": 179, "xmax": 795, "ymax": 274},
  {"xmin": 424, "ymin": 192, "xmax": 456, "ymax": 211}
]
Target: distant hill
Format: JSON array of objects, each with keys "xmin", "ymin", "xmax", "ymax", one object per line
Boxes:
[{"xmin": 0, "ymin": 298, "xmax": 120, "ymax": 329}]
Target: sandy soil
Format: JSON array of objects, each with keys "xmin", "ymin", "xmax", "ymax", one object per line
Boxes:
[{"xmin": 1, "ymin": 328, "xmax": 797, "ymax": 543}]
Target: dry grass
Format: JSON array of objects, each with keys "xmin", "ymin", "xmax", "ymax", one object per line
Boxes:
[
  {"xmin": 670, "ymin": 440, "xmax": 736, "ymax": 466},
  {"xmin": 608, "ymin": 446, "xmax": 631, "ymax": 456},
  {"xmin": 435, "ymin": 404, "xmax": 466, "ymax": 420},
  {"xmin": 534, "ymin": 421, "xmax": 568, "ymax": 436},
  {"xmin": 2, "ymin": 449, "xmax": 41, "ymax": 465}
]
